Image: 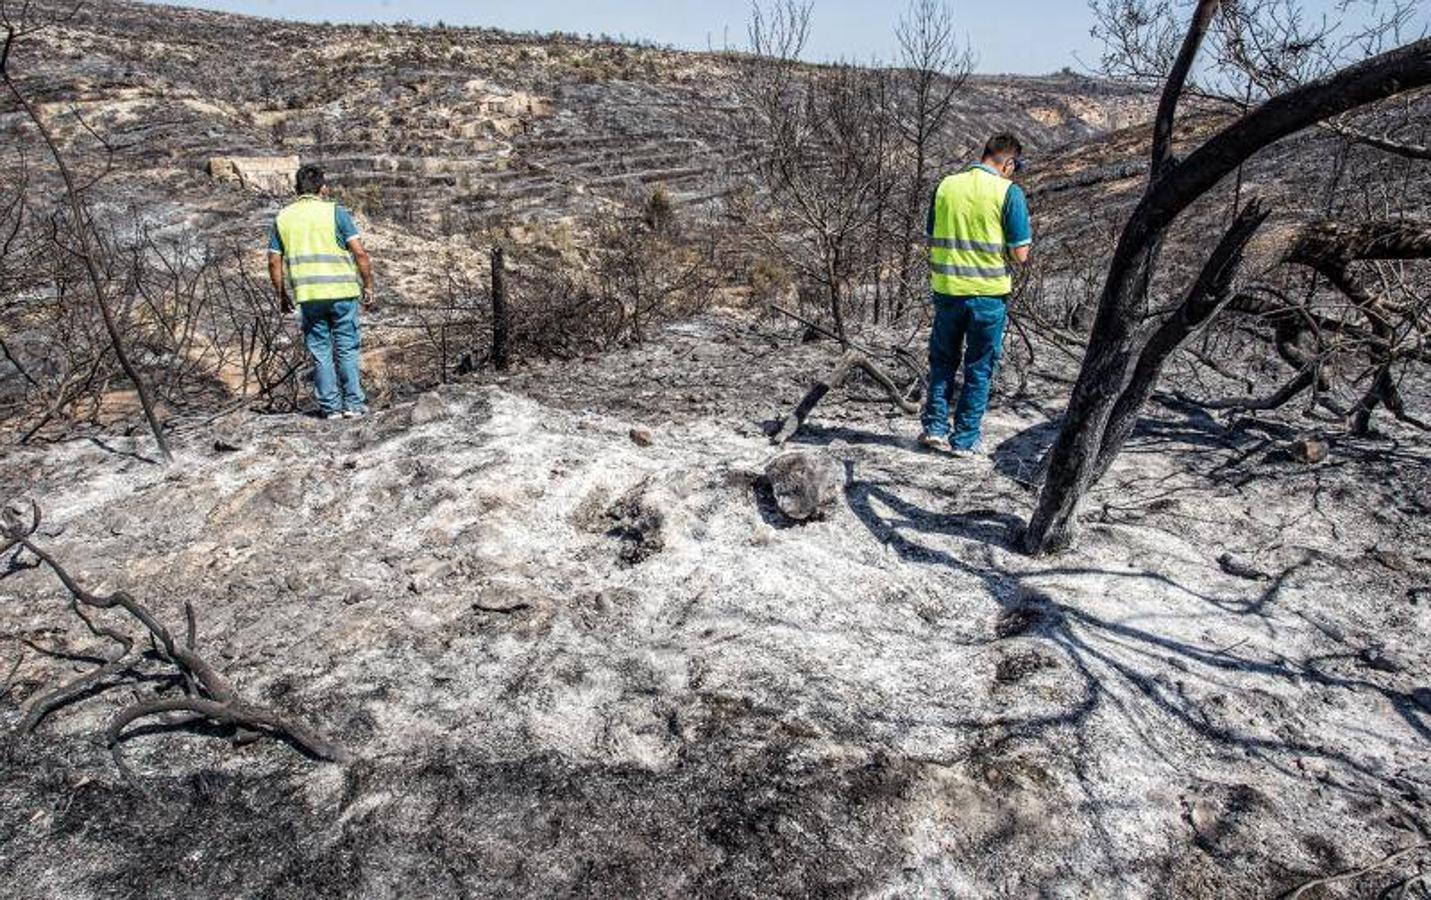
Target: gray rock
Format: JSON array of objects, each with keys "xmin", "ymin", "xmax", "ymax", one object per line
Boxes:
[
  {"xmin": 629, "ymin": 426, "xmax": 654, "ymax": 447},
  {"xmin": 1296, "ymin": 756, "xmax": 1330, "ymax": 780},
  {"xmin": 410, "ymin": 392, "xmax": 449, "ymax": 426},
  {"xmin": 764, "ymin": 451, "xmax": 845, "ymax": 521},
  {"xmin": 406, "ymin": 558, "xmax": 453, "ymax": 594},
  {"xmin": 1187, "ymin": 796, "xmax": 1220, "ymax": 842},
  {"xmin": 1287, "ymin": 437, "xmax": 1329, "ymax": 464}
]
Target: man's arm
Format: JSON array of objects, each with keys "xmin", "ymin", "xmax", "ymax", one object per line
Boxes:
[
  {"xmin": 267, "ymin": 224, "xmax": 292, "ymax": 312},
  {"xmin": 349, "ymin": 237, "xmax": 374, "ymax": 303},
  {"xmin": 336, "ymin": 206, "xmax": 374, "ymax": 303},
  {"xmin": 1004, "ymin": 184, "xmax": 1033, "ymax": 266},
  {"xmin": 268, "ymin": 252, "xmax": 291, "ymax": 312}
]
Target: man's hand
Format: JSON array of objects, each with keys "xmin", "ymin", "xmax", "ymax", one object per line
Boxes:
[{"xmin": 268, "ymin": 252, "xmax": 292, "ymax": 313}]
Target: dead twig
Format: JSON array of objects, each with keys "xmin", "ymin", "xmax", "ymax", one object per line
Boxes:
[
  {"xmin": 772, "ymin": 347, "xmax": 920, "ymax": 445},
  {"xmin": 1281, "ymin": 841, "xmax": 1431, "ymax": 899},
  {"xmin": 1, "ymin": 649, "xmax": 22, "ymax": 696},
  {"xmin": 1, "ymin": 500, "xmax": 349, "ymax": 784},
  {"xmin": 472, "ymin": 601, "xmax": 531, "ymax": 614}
]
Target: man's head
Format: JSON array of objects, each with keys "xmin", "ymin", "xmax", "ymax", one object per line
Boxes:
[
  {"xmin": 981, "ymin": 133, "xmax": 1025, "ymax": 179},
  {"xmin": 295, "ymin": 164, "xmax": 327, "ymax": 197}
]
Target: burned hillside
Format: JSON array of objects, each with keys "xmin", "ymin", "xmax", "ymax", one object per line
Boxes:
[
  {"xmin": 1, "ymin": 316, "xmax": 1429, "ymax": 897},
  {"xmin": 2, "ymin": 0, "xmax": 1430, "ymax": 897}
]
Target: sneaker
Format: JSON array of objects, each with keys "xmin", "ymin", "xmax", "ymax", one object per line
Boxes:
[
  {"xmin": 918, "ymin": 433, "xmax": 951, "ymax": 453},
  {"xmin": 341, "ymin": 405, "xmax": 369, "ymax": 419},
  {"xmin": 951, "ymin": 440, "xmax": 987, "ymax": 458},
  {"xmin": 317, "ymin": 409, "xmax": 343, "ymax": 420}
]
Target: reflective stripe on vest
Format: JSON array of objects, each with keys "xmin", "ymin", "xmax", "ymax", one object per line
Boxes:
[
  {"xmin": 929, "ymin": 167, "xmax": 1013, "ymax": 297},
  {"xmin": 275, "ymin": 197, "xmax": 360, "ymax": 304}
]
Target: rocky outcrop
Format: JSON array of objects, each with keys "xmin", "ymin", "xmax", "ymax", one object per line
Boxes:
[{"xmin": 207, "ymin": 155, "xmax": 300, "ymax": 195}]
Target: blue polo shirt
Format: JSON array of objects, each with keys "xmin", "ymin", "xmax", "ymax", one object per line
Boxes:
[
  {"xmin": 925, "ymin": 163, "xmax": 1032, "ymax": 249},
  {"xmin": 267, "ymin": 199, "xmax": 361, "ymax": 254}
]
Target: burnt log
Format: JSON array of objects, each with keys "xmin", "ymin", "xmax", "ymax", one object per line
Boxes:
[{"xmin": 771, "ymin": 349, "xmax": 919, "ymax": 445}]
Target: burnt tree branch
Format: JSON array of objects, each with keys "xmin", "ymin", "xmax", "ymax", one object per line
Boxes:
[
  {"xmin": 1324, "ymin": 119, "xmax": 1431, "ymax": 161},
  {"xmin": 772, "ymin": 348, "xmax": 919, "ymax": 445},
  {"xmin": 1207, "ymin": 219, "xmax": 1431, "ymax": 423},
  {"xmin": 1, "ymin": 501, "xmax": 349, "ymax": 784},
  {"xmin": 0, "ymin": 21, "xmax": 172, "ymax": 462},
  {"xmin": 1151, "ymin": 0, "xmax": 1221, "ymax": 176},
  {"xmin": 1024, "ymin": 21, "xmax": 1431, "ymax": 555}
]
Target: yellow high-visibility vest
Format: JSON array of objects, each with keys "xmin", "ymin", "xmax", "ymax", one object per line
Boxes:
[
  {"xmin": 275, "ymin": 196, "xmax": 361, "ymax": 304},
  {"xmin": 928, "ymin": 166, "xmax": 1014, "ymax": 297}
]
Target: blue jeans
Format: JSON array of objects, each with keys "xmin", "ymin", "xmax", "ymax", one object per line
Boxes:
[
  {"xmin": 920, "ymin": 295, "xmax": 1007, "ymax": 449},
  {"xmin": 299, "ymin": 299, "xmax": 365, "ymax": 414}
]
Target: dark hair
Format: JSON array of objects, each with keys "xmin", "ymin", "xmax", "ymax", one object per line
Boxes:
[
  {"xmin": 295, "ymin": 164, "xmax": 326, "ymax": 195},
  {"xmin": 982, "ymin": 133, "xmax": 1023, "ymax": 161}
]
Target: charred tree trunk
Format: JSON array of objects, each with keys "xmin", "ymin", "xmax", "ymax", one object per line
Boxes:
[
  {"xmin": 1023, "ymin": 5, "xmax": 1431, "ymax": 554},
  {"xmin": 1090, "ymin": 202, "xmax": 1269, "ymax": 483},
  {"xmin": 826, "ymin": 253, "xmax": 848, "ymax": 346},
  {"xmin": 490, "ymin": 246, "xmax": 509, "ymax": 371}
]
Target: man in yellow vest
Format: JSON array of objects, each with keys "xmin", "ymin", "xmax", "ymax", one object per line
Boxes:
[
  {"xmin": 268, "ymin": 164, "xmax": 374, "ymax": 419},
  {"xmin": 919, "ymin": 133, "xmax": 1032, "ymax": 456}
]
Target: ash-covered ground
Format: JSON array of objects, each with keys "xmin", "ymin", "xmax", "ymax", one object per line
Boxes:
[{"xmin": 1, "ymin": 315, "xmax": 1428, "ymax": 898}]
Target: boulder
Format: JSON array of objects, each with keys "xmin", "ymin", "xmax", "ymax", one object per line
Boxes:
[
  {"xmin": 764, "ymin": 451, "xmax": 844, "ymax": 521},
  {"xmin": 629, "ymin": 426, "xmax": 654, "ymax": 447},
  {"xmin": 207, "ymin": 155, "xmax": 300, "ymax": 195}
]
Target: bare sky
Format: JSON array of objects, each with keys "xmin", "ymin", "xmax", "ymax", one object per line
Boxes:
[{"xmin": 140, "ymin": 1, "xmax": 1429, "ymax": 76}]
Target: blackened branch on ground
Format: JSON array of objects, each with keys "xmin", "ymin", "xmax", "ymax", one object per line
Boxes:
[
  {"xmin": 772, "ymin": 349, "xmax": 921, "ymax": 445},
  {"xmin": 1281, "ymin": 841, "xmax": 1431, "ymax": 899},
  {"xmin": 0, "ymin": 499, "xmax": 350, "ymax": 786}
]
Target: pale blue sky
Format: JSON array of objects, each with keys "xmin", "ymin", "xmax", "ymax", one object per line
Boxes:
[{"xmin": 141, "ymin": 1, "xmax": 1429, "ymax": 75}]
